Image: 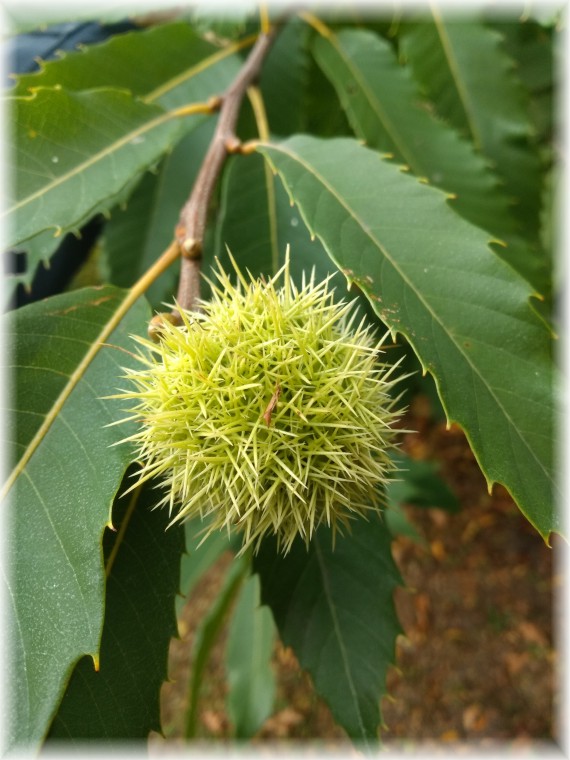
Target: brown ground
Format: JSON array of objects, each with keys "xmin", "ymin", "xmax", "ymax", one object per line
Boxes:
[{"xmin": 149, "ymin": 393, "xmax": 558, "ymax": 753}]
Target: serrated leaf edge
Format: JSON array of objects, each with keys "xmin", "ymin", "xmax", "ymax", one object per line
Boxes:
[
  {"xmin": 257, "ymin": 140, "xmax": 556, "ymax": 540},
  {"xmin": 4, "ymin": 90, "xmax": 178, "ymax": 227}
]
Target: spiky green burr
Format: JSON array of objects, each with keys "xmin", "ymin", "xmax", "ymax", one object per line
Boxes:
[{"xmin": 116, "ymin": 257, "xmax": 404, "ymax": 553}]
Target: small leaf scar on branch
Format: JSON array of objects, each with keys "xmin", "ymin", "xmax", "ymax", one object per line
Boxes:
[{"xmin": 149, "ymin": 25, "xmax": 279, "ymax": 337}]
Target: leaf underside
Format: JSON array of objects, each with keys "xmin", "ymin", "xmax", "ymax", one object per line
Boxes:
[{"xmin": 225, "ymin": 574, "xmax": 277, "ymax": 739}]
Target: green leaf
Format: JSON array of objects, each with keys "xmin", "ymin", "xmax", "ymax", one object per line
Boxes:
[
  {"xmin": 207, "ymin": 152, "xmax": 390, "ymax": 346},
  {"xmin": 8, "ymin": 228, "xmax": 62, "ymax": 291},
  {"xmin": 257, "ymin": 135, "xmax": 557, "ymax": 539},
  {"xmin": 225, "ymin": 574, "xmax": 276, "ymax": 738},
  {"xmin": 253, "ymin": 515, "xmax": 402, "ymax": 745},
  {"xmin": 387, "ymin": 453, "xmax": 459, "ymax": 512},
  {"xmin": 491, "ymin": 19, "xmax": 554, "ymax": 146},
  {"xmin": 312, "ymin": 27, "xmax": 545, "ymax": 291},
  {"xmin": 207, "ymin": 152, "xmax": 338, "ymax": 285},
  {"xmin": 102, "ymin": 120, "xmax": 215, "ymax": 310},
  {"xmin": 383, "ymin": 502, "xmax": 421, "ymax": 542},
  {"xmin": 303, "ymin": 45, "xmax": 352, "ymax": 138},
  {"xmin": 47, "ymin": 475, "xmax": 185, "ymax": 741},
  {"xmin": 5, "ymin": 7, "xmax": 145, "ymax": 31},
  {"xmin": 2, "ymin": 286, "xmax": 150, "ymax": 750},
  {"xmin": 185, "ymin": 4, "xmax": 255, "ymax": 42},
  {"xmin": 177, "ymin": 516, "xmax": 239, "ymax": 617},
  {"xmin": 5, "ymin": 88, "xmax": 183, "ymax": 249},
  {"xmin": 260, "ymin": 19, "xmax": 310, "ymax": 137},
  {"xmin": 10, "ymin": 171, "xmax": 143, "ymax": 294},
  {"xmin": 10, "ymin": 23, "xmax": 246, "ymax": 280},
  {"xmin": 540, "ymin": 165, "xmax": 556, "ymax": 288},
  {"xmin": 184, "ymin": 555, "xmax": 249, "ymax": 739},
  {"xmin": 11, "ymin": 21, "xmax": 247, "ymax": 111},
  {"xmin": 400, "ymin": 18, "xmax": 542, "ymax": 237}
]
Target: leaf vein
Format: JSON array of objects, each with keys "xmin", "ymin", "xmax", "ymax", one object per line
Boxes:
[{"xmin": 263, "ymin": 143, "xmax": 551, "ymax": 488}]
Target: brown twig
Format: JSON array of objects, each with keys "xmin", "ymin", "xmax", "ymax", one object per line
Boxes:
[{"xmin": 170, "ymin": 27, "xmax": 278, "ymax": 322}]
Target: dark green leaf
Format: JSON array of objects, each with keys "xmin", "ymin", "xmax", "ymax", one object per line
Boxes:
[
  {"xmin": 400, "ymin": 18, "xmax": 542, "ymax": 237},
  {"xmin": 312, "ymin": 27, "xmax": 546, "ymax": 292},
  {"xmin": 387, "ymin": 453, "xmax": 459, "ymax": 512},
  {"xmin": 184, "ymin": 555, "xmax": 249, "ymax": 738},
  {"xmin": 518, "ymin": 5, "xmax": 563, "ymax": 28},
  {"xmin": 257, "ymin": 135, "xmax": 557, "ymax": 539},
  {"xmin": 207, "ymin": 151, "xmax": 388, "ymax": 337},
  {"xmin": 48, "ymin": 476, "xmax": 184, "ymax": 741},
  {"xmin": 207, "ymin": 152, "xmax": 338, "ymax": 286},
  {"xmin": 383, "ymin": 502, "xmax": 421, "ymax": 542},
  {"xmin": 540, "ymin": 166, "xmax": 556, "ymax": 287},
  {"xmin": 225, "ymin": 574, "xmax": 276, "ymax": 738},
  {"xmin": 206, "ymin": 152, "xmax": 389, "ymax": 341},
  {"xmin": 254, "ymin": 515, "xmax": 402, "ymax": 745},
  {"xmin": 491, "ymin": 19, "xmax": 554, "ymax": 146},
  {"xmin": 8, "ymin": 228, "xmax": 62, "ymax": 292},
  {"xmin": 260, "ymin": 19, "xmax": 310, "ymax": 137},
  {"xmin": 302, "ymin": 58, "xmax": 352, "ymax": 137},
  {"xmin": 10, "ymin": 172, "xmax": 143, "ymax": 294},
  {"xmin": 177, "ymin": 517, "xmax": 239, "ymax": 617},
  {"xmin": 2, "ymin": 286, "xmax": 150, "ymax": 750}
]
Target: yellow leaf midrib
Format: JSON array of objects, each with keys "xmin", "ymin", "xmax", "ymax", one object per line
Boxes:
[
  {"xmin": 3, "ymin": 102, "xmax": 178, "ymax": 221},
  {"xmin": 258, "ymin": 141, "xmax": 551, "ymax": 492},
  {"xmin": 5, "ymin": 35, "xmax": 256, "ymax": 227}
]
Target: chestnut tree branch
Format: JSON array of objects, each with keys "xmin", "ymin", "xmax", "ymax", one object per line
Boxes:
[{"xmin": 171, "ymin": 27, "xmax": 278, "ymax": 321}]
